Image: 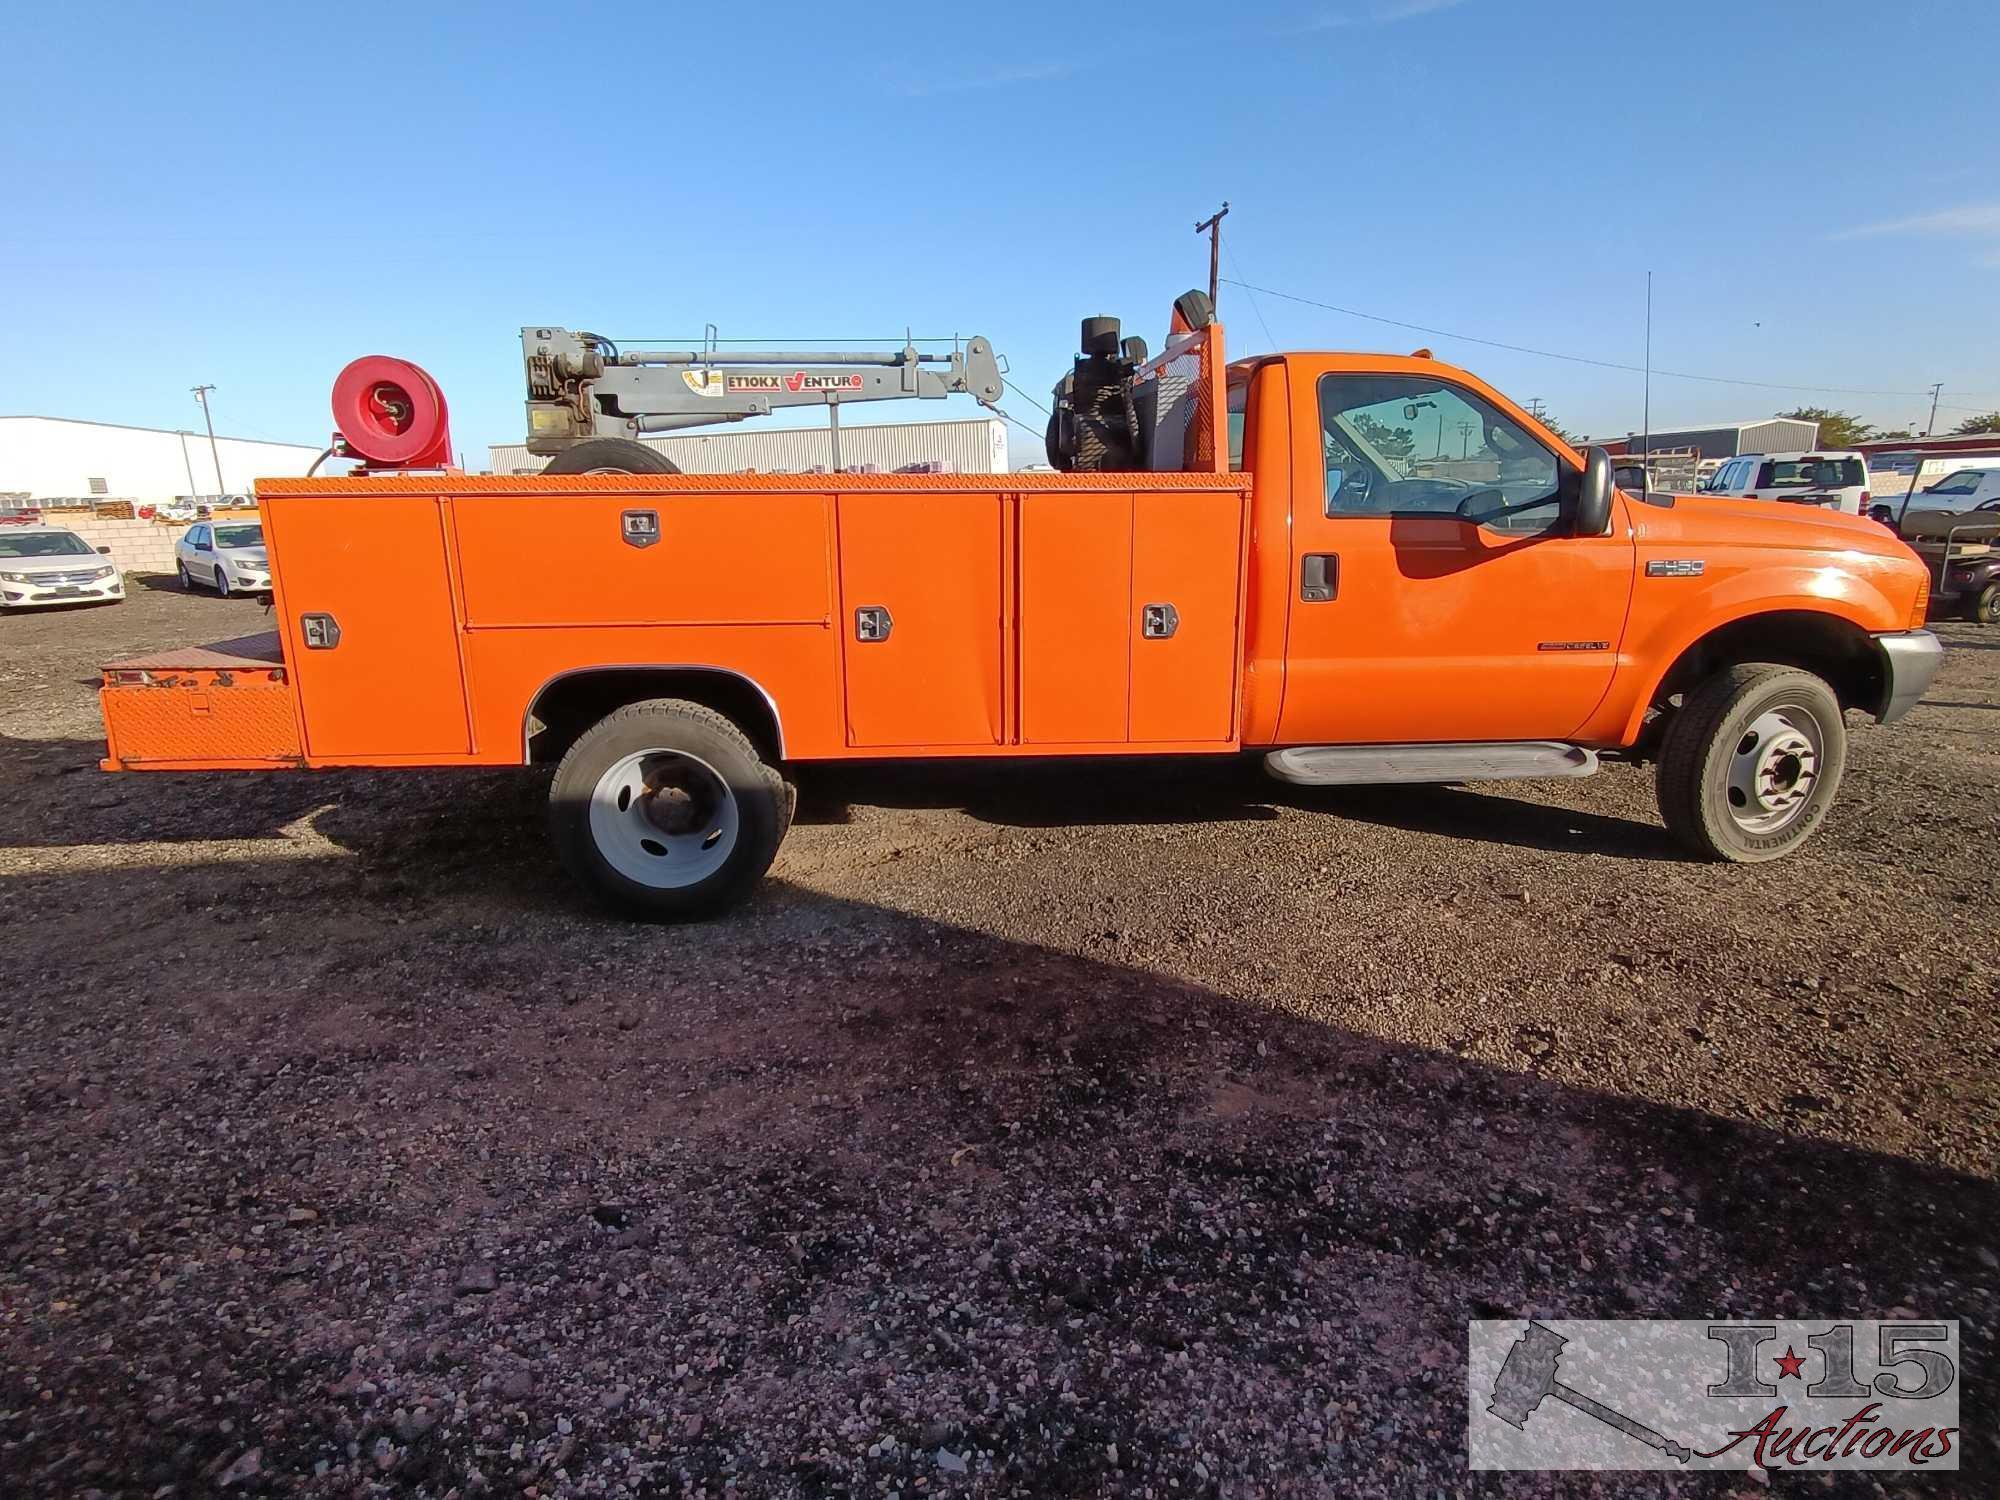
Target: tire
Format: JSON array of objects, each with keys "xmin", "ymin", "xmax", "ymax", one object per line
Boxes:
[
  {"xmin": 541, "ymin": 438, "xmax": 681, "ymax": 476},
  {"xmin": 549, "ymin": 698, "xmax": 787, "ymax": 918},
  {"xmin": 1967, "ymin": 581, "xmax": 2000, "ymax": 625},
  {"xmin": 1655, "ymin": 664, "xmax": 1847, "ymax": 863},
  {"xmin": 177, "ymin": 562, "xmax": 193, "ymax": 591},
  {"xmin": 214, "ymin": 564, "xmax": 230, "ymax": 599}
]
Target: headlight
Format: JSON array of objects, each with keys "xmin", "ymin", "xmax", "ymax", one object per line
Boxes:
[
  {"xmin": 93, "ymin": 565, "xmax": 116, "ymax": 580},
  {"xmin": 0, "ymin": 571, "xmax": 28, "ymax": 583}
]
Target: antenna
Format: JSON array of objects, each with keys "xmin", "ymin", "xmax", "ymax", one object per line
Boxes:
[{"xmin": 1641, "ymin": 272, "xmax": 1653, "ymax": 471}]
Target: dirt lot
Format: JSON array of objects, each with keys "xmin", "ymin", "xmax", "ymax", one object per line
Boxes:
[{"xmin": 2, "ymin": 580, "xmax": 1995, "ymax": 1497}]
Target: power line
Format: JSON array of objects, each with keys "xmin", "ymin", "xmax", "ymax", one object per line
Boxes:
[
  {"xmin": 1218, "ymin": 277, "xmax": 1990, "ymax": 403},
  {"xmin": 1220, "ymin": 233, "xmax": 1279, "ymax": 355}
]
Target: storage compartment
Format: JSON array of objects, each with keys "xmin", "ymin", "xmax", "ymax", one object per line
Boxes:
[
  {"xmin": 1017, "ymin": 488, "xmax": 1244, "ymax": 746},
  {"xmin": 263, "ymin": 494, "xmax": 472, "ymax": 758},
  {"xmin": 837, "ymin": 492, "xmax": 1003, "ymax": 748},
  {"xmin": 452, "ymin": 491, "xmax": 832, "ymax": 627},
  {"xmin": 1018, "ymin": 491, "xmax": 1132, "ymax": 744},
  {"xmin": 100, "ymin": 632, "xmax": 301, "ymax": 768}
]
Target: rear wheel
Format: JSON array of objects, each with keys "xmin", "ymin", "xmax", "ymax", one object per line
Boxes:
[
  {"xmin": 177, "ymin": 562, "xmax": 193, "ymax": 591},
  {"xmin": 1656, "ymin": 664, "xmax": 1846, "ymax": 862},
  {"xmin": 1967, "ymin": 580, "xmax": 2000, "ymax": 625},
  {"xmin": 542, "ymin": 438, "xmax": 681, "ymax": 476},
  {"xmin": 549, "ymin": 698, "xmax": 787, "ymax": 918}
]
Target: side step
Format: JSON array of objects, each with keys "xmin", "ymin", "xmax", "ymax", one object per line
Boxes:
[{"xmin": 1265, "ymin": 741, "xmax": 1599, "ymax": 787}]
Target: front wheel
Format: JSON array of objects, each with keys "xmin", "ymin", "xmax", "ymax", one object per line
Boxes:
[
  {"xmin": 1656, "ymin": 664, "xmax": 1847, "ymax": 862},
  {"xmin": 549, "ymin": 698, "xmax": 788, "ymax": 918},
  {"xmin": 214, "ymin": 565, "xmax": 230, "ymax": 598}
]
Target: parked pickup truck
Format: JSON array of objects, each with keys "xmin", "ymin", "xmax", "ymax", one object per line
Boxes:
[{"xmin": 97, "ymin": 318, "xmax": 1942, "ymax": 916}]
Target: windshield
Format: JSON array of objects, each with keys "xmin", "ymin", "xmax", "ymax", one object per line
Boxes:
[
  {"xmin": 0, "ymin": 530, "xmax": 94, "ymax": 558},
  {"xmin": 213, "ymin": 524, "xmax": 264, "ymax": 548},
  {"xmin": 1758, "ymin": 458, "xmax": 1865, "ymax": 489},
  {"xmin": 1923, "ymin": 472, "xmax": 1985, "ymax": 496}
]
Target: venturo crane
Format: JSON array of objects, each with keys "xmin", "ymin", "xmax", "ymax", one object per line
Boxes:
[{"xmin": 519, "ymin": 327, "xmax": 1007, "ymax": 474}]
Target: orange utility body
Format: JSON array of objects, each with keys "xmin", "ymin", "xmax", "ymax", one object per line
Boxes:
[{"xmin": 98, "ymin": 325, "xmax": 1929, "ymax": 776}]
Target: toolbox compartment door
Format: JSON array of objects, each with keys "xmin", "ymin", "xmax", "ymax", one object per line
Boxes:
[
  {"xmin": 1129, "ymin": 489, "xmax": 1243, "ymax": 743},
  {"xmin": 267, "ymin": 495, "xmax": 472, "ymax": 758},
  {"xmin": 1018, "ymin": 491, "xmax": 1132, "ymax": 744},
  {"xmin": 837, "ymin": 492, "xmax": 1002, "ymax": 748}
]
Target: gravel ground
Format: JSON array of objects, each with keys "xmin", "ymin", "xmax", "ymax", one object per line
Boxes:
[{"xmin": 1, "ymin": 579, "xmax": 1995, "ymax": 1498}]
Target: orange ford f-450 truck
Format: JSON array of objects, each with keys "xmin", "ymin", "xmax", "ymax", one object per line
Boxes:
[{"xmin": 98, "ymin": 321, "xmax": 1940, "ymax": 916}]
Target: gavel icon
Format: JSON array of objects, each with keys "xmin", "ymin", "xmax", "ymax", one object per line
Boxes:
[{"xmin": 1489, "ymin": 1322, "xmax": 1692, "ymax": 1464}]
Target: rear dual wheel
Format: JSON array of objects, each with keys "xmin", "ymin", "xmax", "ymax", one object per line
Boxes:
[{"xmin": 549, "ymin": 699, "xmax": 789, "ymax": 918}]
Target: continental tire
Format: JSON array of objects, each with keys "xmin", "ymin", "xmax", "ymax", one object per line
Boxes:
[
  {"xmin": 542, "ymin": 438, "xmax": 681, "ymax": 475},
  {"xmin": 1656, "ymin": 664, "xmax": 1846, "ymax": 863},
  {"xmin": 550, "ymin": 698, "xmax": 786, "ymax": 918}
]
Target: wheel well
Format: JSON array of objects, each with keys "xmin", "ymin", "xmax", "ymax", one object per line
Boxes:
[
  {"xmin": 525, "ymin": 668, "xmax": 783, "ymax": 766},
  {"xmin": 1643, "ymin": 611, "xmax": 1884, "ymax": 749}
]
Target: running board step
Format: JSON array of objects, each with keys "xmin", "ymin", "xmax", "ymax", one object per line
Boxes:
[{"xmin": 1265, "ymin": 741, "xmax": 1599, "ymax": 787}]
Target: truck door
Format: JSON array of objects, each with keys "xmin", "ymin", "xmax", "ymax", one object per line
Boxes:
[{"xmin": 1277, "ymin": 371, "xmax": 1632, "ymax": 746}]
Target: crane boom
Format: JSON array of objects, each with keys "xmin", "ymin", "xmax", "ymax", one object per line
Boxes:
[{"xmin": 521, "ymin": 326, "xmax": 1005, "ymax": 457}]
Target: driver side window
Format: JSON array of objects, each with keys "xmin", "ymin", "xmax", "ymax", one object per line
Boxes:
[{"xmin": 1318, "ymin": 373, "xmax": 1564, "ymax": 535}]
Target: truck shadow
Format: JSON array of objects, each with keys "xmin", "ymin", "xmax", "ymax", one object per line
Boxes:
[
  {"xmin": 792, "ymin": 756, "xmax": 1686, "ymax": 861},
  {"xmin": 0, "ymin": 730, "xmax": 1686, "ymax": 865},
  {"xmin": 0, "ymin": 826, "xmax": 1993, "ymax": 1491}
]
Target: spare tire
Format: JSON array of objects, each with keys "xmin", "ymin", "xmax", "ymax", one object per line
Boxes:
[{"xmin": 543, "ymin": 438, "xmax": 681, "ymax": 475}]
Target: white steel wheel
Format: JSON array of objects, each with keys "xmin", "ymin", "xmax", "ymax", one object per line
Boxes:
[
  {"xmin": 1723, "ymin": 707, "xmax": 1822, "ymax": 836},
  {"xmin": 1656, "ymin": 663, "xmax": 1847, "ymax": 864},
  {"xmin": 587, "ymin": 749, "xmax": 740, "ymax": 888},
  {"xmin": 549, "ymin": 697, "xmax": 789, "ymax": 919}
]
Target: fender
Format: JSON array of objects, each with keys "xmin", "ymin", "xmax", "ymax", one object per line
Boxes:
[
  {"xmin": 520, "ymin": 663, "xmax": 787, "ymax": 762},
  {"xmin": 1599, "ymin": 558, "xmax": 1906, "ymax": 746}
]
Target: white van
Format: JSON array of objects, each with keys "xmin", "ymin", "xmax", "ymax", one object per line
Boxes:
[{"xmin": 1704, "ymin": 451, "xmax": 1871, "ymax": 515}]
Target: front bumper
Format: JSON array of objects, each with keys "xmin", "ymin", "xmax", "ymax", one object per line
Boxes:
[
  {"xmin": 1, "ymin": 574, "xmax": 125, "ymax": 608},
  {"xmin": 1873, "ymin": 629, "xmax": 1942, "ymax": 723}
]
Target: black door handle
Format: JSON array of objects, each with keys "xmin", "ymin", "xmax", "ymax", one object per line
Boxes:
[{"xmin": 1301, "ymin": 553, "xmax": 1338, "ymax": 602}]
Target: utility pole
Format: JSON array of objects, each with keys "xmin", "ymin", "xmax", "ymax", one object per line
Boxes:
[
  {"xmin": 191, "ymin": 385, "xmax": 223, "ymax": 497},
  {"xmin": 1195, "ymin": 202, "xmax": 1230, "ymax": 310},
  {"xmin": 1457, "ymin": 420, "xmax": 1475, "ymax": 458},
  {"xmin": 1924, "ymin": 383, "xmax": 1943, "ymax": 436},
  {"xmin": 176, "ymin": 431, "xmax": 198, "ymax": 499},
  {"xmin": 1526, "ymin": 398, "xmax": 1547, "ymax": 421}
]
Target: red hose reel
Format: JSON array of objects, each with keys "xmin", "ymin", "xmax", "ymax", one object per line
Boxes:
[{"xmin": 330, "ymin": 355, "xmax": 453, "ymax": 471}]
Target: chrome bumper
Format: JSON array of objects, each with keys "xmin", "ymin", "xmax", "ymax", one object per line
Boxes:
[{"xmin": 1874, "ymin": 630, "xmax": 1942, "ymax": 723}]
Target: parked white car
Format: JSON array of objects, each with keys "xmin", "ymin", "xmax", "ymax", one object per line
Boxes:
[
  {"xmin": 0, "ymin": 525, "xmax": 124, "ymax": 610},
  {"xmin": 176, "ymin": 519, "xmax": 269, "ymax": 596},
  {"xmin": 1704, "ymin": 451, "xmax": 1871, "ymax": 515}
]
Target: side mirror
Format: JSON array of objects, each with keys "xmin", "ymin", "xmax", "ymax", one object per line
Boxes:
[
  {"xmin": 96, "ymin": 545, "xmax": 111, "ymax": 554},
  {"xmin": 1576, "ymin": 446, "xmax": 1615, "ymax": 536}
]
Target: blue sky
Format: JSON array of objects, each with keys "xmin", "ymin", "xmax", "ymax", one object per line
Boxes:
[{"xmin": 3, "ymin": 0, "xmax": 1996, "ymax": 465}]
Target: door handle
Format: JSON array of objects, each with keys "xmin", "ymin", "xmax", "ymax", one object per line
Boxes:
[
  {"xmin": 1301, "ymin": 553, "xmax": 1339, "ymax": 602},
  {"xmin": 1140, "ymin": 602, "xmax": 1179, "ymax": 639},
  {"xmin": 854, "ymin": 605, "xmax": 893, "ymax": 642}
]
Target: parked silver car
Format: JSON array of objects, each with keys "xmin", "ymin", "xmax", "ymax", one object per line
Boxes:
[
  {"xmin": 175, "ymin": 519, "xmax": 269, "ymax": 596},
  {"xmin": 0, "ymin": 525, "xmax": 124, "ymax": 610}
]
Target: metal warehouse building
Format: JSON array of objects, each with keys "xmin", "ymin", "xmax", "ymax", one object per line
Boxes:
[
  {"xmin": 0, "ymin": 415, "xmax": 323, "ymax": 504},
  {"xmin": 1596, "ymin": 418, "xmax": 1820, "ymax": 460},
  {"xmin": 487, "ymin": 417, "xmax": 1009, "ymax": 476}
]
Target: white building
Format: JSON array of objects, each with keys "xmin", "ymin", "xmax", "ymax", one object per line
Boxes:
[
  {"xmin": 0, "ymin": 415, "xmax": 323, "ymax": 504},
  {"xmin": 487, "ymin": 417, "xmax": 1010, "ymax": 476}
]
